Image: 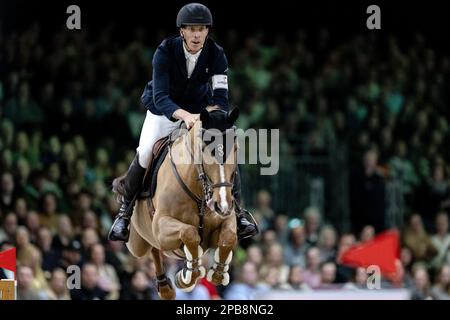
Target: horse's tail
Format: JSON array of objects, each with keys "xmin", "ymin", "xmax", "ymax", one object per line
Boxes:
[{"xmin": 111, "ymin": 174, "xmax": 127, "ymax": 203}]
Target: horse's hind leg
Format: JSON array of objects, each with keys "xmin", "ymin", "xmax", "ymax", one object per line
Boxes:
[
  {"xmin": 150, "ymin": 247, "xmax": 176, "ymax": 300},
  {"xmin": 207, "ymin": 217, "xmax": 237, "ymax": 286},
  {"xmin": 126, "ymin": 222, "xmax": 151, "ymax": 258},
  {"xmin": 156, "ymin": 216, "xmax": 206, "ymax": 292}
]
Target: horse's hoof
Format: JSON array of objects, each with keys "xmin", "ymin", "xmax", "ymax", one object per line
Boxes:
[
  {"xmin": 206, "ymin": 268, "xmax": 230, "ymax": 286},
  {"xmin": 158, "ymin": 278, "xmax": 176, "ymax": 300},
  {"xmin": 175, "ymin": 270, "xmax": 196, "ymax": 292}
]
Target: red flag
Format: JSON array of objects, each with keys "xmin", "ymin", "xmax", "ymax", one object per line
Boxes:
[
  {"xmin": 340, "ymin": 230, "xmax": 400, "ymax": 280},
  {"xmin": 0, "ymin": 248, "xmax": 16, "ymax": 280}
]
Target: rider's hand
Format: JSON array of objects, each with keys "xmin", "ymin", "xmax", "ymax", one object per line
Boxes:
[
  {"xmin": 183, "ymin": 113, "xmax": 199, "ymax": 129},
  {"xmin": 173, "ymin": 109, "xmax": 199, "ymax": 129}
]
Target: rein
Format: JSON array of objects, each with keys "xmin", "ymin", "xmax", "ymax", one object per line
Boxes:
[{"xmin": 168, "ymin": 123, "xmax": 237, "ymax": 242}]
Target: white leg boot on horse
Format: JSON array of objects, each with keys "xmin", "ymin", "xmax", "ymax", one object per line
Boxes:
[{"xmin": 207, "ymin": 217, "xmax": 237, "ymax": 286}]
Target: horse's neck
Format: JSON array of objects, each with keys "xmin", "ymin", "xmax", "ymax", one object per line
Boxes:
[{"xmin": 172, "ymin": 123, "xmax": 203, "ymax": 195}]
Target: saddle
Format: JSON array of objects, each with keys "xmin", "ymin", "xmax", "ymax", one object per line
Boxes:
[{"xmin": 138, "ymin": 123, "xmax": 188, "ymax": 216}]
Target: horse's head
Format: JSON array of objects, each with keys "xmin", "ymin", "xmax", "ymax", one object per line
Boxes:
[{"xmin": 196, "ymin": 106, "xmax": 240, "ymax": 217}]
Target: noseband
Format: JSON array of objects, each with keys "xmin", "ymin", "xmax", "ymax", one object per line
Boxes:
[{"xmin": 168, "ymin": 124, "xmax": 237, "ymax": 241}]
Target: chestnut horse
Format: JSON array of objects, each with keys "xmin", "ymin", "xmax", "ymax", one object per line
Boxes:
[{"xmin": 113, "ymin": 107, "xmax": 240, "ymax": 299}]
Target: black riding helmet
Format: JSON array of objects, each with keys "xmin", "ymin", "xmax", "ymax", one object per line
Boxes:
[{"xmin": 176, "ymin": 3, "xmax": 213, "ymax": 28}]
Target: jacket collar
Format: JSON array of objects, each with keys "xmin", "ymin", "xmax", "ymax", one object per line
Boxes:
[{"xmin": 175, "ymin": 36, "xmax": 209, "ymax": 79}]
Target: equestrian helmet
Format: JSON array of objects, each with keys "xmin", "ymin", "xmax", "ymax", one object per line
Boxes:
[{"xmin": 176, "ymin": 3, "xmax": 213, "ymax": 28}]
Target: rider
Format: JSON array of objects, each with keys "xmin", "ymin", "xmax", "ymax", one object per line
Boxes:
[{"xmin": 108, "ymin": 3, "xmax": 259, "ymax": 242}]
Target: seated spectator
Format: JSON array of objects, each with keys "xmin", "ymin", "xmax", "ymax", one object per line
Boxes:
[
  {"xmin": 17, "ymin": 265, "xmax": 44, "ymax": 300},
  {"xmin": 317, "ymin": 224, "xmax": 338, "ymax": 262},
  {"xmin": 402, "ymin": 213, "xmax": 438, "ymax": 263},
  {"xmin": 48, "ymin": 268, "xmax": 71, "ymax": 300},
  {"xmin": 430, "ymin": 211, "xmax": 450, "ymax": 270},
  {"xmin": 359, "ymin": 225, "xmax": 376, "ymax": 243},
  {"xmin": 245, "ymin": 244, "xmax": 264, "ymax": 271},
  {"xmin": 58, "ymin": 239, "xmax": 83, "ymax": 270},
  {"xmin": 302, "ymin": 247, "xmax": 322, "ymax": 288},
  {"xmin": 430, "ymin": 264, "xmax": 450, "ymax": 300},
  {"xmin": 39, "ymin": 192, "xmax": 61, "ymax": 232},
  {"xmin": 52, "ymin": 214, "xmax": 75, "ymax": 252},
  {"xmin": 410, "ymin": 264, "xmax": 432, "ymax": 300},
  {"xmin": 343, "ymin": 267, "xmax": 369, "ymax": 290},
  {"xmin": 120, "ymin": 270, "xmax": 156, "ymax": 300},
  {"xmin": 303, "ymin": 206, "xmax": 322, "ymax": 246},
  {"xmin": 279, "ymin": 265, "xmax": 311, "ymax": 291},
  {"xmin": 25, "ymin": 211, "xmax": 41, "ymax": 244},
  {"xmin": 88, "ymin": 243, "xmax": 121, "ymax": 299},
  {"xmin": 252, "ymin": 190, "xmax": 274, "ymax": 232},
  {"xmin": 70, "ymin": 263, "xmax": 109, "ymax": 300},
  {"xmin": 0, "ymin": 212, "xmax": 17, "ymax": 243},
  {"xmin": 1, "ymin": 172, "xmax": 17, "ymax": 214},
  {"xmin": 317, "ymin": 261, "xmax": 337, "ymax": 289},
  {"xmin": 224, "ymin": 261, "xmax": 267, "ymax": 300},
  {"xmin": 36, "ymin": 226, "xmax": 60, "ymax": 272},
  {"xmin": 260, "ymin": 242, "xmax": 290, "ymax": 284},
  {"xmin": 283, "ymin": 221, "xmax": 309, "ymax": 267}
]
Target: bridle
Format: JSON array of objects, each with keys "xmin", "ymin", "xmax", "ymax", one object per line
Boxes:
[{"xmin": 168, "ymin": 123, "xmax": 238, "ymax": 240}]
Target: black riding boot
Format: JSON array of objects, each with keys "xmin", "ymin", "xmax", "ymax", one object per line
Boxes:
[
  {"xmin": 108, "ymin": 153, "xmax": 146, "ymax": 242},
  {"xmin": 233, "ymin": 168, "xmax": 259, "ymax": 240}
]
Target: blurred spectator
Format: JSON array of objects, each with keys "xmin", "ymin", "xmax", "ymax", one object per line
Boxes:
[
  {"xmin": 48, "ymin": 268, "xmax": 71, "ymax": 300},
  {"xmin": 430, "ymin": 264, "xmax": 450, "ymax": 300},
  {"xmin": 317, "ymin": 262, "xmax": 337, "ymax": 289},
  {"xmin": 430, "ymin": 211, "xmax": 450, "ymax": 270},
  {"xmin": 120, "ymin": 270, "xmax": 156, "ymax": 300},
  {"xmin": 17, "ymin": 265, "xmax": 43, "ymax": 300},
  {"xmin": 302, "ymin": 247, "xmax": 322, "ymax": 288},
  {"xmin": 279, "ymin": 265, "xmax": 311, "ymax": 291},
  {"xmin": 70, "ymin": 263, "xmax": 109, "ymax": 300},
  {"xmin": 350, "ymin": 148, "xmax": 386, "ymax": 234},
  {"xmin": 224, "ymin": 261, "xmax": 267, "ymax": 300},
  {"xmin": 0, "ymin": 212, "xmax": 18, "ymax": 243},
  {"xmin": 410, "ymin": 264, "xmax": 432, "ymax": 300},
  {"xmin": 343, "ymin": 267, "xmax": 369, "ymax": 290},
  {"xmin": 88, "ymin": 243, "xmax": 121, "ymax": 299},
  {"xmin": 39, "ymin": 192, "xmax": 61, "ymax": 232},
  {"xmin": 359, "ymin": 225, "xmax": 376, "ymax": 243},
  {"xmin": 52, "ymin": 215, "xmax": 75, "ymax": 251},
  {"xmin": 303, "ymin": 206, "xmax": 322, "ymax": 245},
  {"xmin": 252, "ymin": 190, "xmax": 274, "ymax": 231},
  {"xmin": 283, "ymin": 222, "xmax": 309, "ymax": 267},
  {"xmin": 1, "ymin": 172, "xmax": 16, "ymax": 213},
  {"xmin": 402, "ymin": 213, "xmax": 438, "ymax": 263},
  {"xmin": 317, "ymin": 224, "xmax": 337, "ymax": 262},
  {"xmin": 260, "ymin": 242, "xmax": 289, "ymax": 284},
  {"xmin": 37, "ymin": 226, "xmax": 60, "ymax": 272}
]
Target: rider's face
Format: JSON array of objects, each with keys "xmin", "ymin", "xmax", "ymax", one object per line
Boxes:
[{"xmin": 180, "ymin": 25, "xmax": 209, "ymax": 53}]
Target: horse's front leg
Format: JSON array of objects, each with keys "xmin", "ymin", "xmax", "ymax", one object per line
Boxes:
[
  {"xmin": 207, "ymin": 215, "xmax": 237, "ymax": 286},
  {"xmin": 156, "ymin": 216, "xmax": 206, "ymax": 292}
]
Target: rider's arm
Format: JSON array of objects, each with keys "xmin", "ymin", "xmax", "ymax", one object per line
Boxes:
[
  {"xmin": 151, "ymin": 45, "xmax": 182, "ymax": 121},
  {"xmin": 210, "ymin": 50, "xmax": 229, "ymax": 111}
]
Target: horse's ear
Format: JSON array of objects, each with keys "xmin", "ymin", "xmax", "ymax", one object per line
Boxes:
[
  {"xmin": 228, "ymin": 107, "xmax": 240, "ymax": 124},
  {"xmin": 200, "ymin": 109, "xmax": 209, "ymax": 123}
]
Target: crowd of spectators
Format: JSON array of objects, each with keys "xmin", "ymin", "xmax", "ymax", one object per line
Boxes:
[{"xmin": 1, "ymin": 22, "xmax": 450, "ymax": 300}]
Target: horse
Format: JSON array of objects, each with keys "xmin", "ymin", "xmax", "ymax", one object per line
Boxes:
[{"xmin": 112, "ymin": 106, "xmax": 240, "ymax": 300}]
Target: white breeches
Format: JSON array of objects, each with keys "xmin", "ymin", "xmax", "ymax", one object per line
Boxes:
[{"xmin": 136, "ymin": 111, "xmax": 181, "ymax": 168}]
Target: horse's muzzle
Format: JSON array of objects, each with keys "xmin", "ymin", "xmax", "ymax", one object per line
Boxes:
[{"xmin": 214, "ymin": 202, "xmax": 232, "ymax": 217}]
